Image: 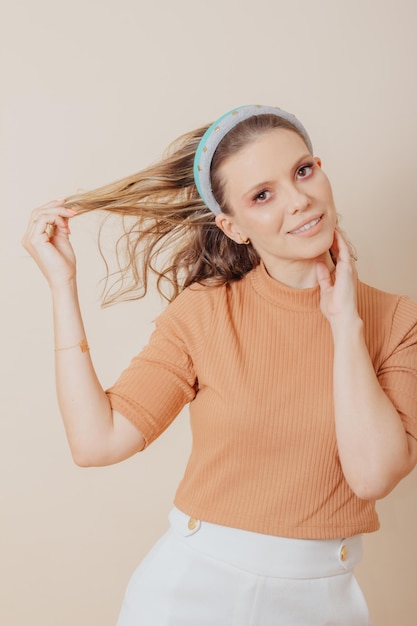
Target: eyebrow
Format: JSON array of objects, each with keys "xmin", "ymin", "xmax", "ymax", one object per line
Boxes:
[
  {"xmin": 242, "ymin": 152, "xmax": 312, "ymax": 199},
  {"xmin": 243, "ymin": 180, "xmax": 275, "ymax": 199}
]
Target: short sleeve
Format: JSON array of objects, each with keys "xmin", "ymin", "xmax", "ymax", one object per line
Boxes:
[
  {"xmin": 106, "ymin": 304, "xmax": 198, "ymax": 447},
  {"xmin": 377, "ymin": 296, "xmax": 417, "ymax": 440}
]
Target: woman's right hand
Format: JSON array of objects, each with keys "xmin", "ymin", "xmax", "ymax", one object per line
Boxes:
[
  {"xmin": 22, "ymin": 199, "xmax": 79, "ymax": 287},
  {"xmin": 23, "ymin": 198, "xmax": 146, "ymax": 466}
]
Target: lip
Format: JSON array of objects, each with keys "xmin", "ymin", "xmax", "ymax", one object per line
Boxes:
[{"xmin": 287, "ymin": 214, "xmax": 324, "ymax": 235}]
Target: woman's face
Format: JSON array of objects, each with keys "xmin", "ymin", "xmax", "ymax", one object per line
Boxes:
[{"xmin": 215, "ymin": 128, "xmax": 338, "ymax": 280}]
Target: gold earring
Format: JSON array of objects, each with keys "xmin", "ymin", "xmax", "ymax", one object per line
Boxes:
[{"xmin": 238, "ymin": 234, "xmax": 250, "ymax": 245}]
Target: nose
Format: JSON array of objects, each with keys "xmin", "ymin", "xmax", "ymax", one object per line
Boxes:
[{"xmin": 283, "ymin": 183, "xmax": 310, "ymax": 214}]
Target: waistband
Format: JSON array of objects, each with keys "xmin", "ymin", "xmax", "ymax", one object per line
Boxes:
[{"xmin": 168, "ymin": 508, "xmax": 363, "ymax": 579}]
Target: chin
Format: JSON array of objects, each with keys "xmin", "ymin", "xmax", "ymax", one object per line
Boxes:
[
  {"xmin": 307, "ymin": 244, "xmax": 333, "ymax": 265},
  {"xmin": 321, "ymin": 226, "xmax": 336, "ymax": 250}
]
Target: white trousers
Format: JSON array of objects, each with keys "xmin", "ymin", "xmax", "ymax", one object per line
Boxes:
[{"xmin": 116, "ymin": 508, "xmax": 372, "ymax": 625}]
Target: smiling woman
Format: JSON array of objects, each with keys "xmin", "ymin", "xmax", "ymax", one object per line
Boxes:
[
  {"xmin": 22, "ymin": 104, "xmax": 417, "ymax": 625},
  {"xmin": 213, "ymin": 128, "xmax": 337, "ymax": 287}
]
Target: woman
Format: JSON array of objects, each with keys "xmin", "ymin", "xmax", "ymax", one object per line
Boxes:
[{"xmin": 23, "ymin": 105, "xmax": 417, "ymax": 625}]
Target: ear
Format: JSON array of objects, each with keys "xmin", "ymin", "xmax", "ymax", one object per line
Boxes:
[
  {"xmin": 215, "ymin": 213, "xmax": 248, "ymax": 245},
  {"xmin": 314, "ymin": 157, "xmax": 322, "ymax": 168}
]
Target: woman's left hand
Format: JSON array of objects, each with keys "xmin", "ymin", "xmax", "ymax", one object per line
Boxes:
[{"xmin": 316, "ymin": 228, "xmax": 359, "ymax": 327}]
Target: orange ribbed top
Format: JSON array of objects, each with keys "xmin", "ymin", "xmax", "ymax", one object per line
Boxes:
[{"xmin": 107, "ymin": 263, "xmax": 417, "ymax": 539}]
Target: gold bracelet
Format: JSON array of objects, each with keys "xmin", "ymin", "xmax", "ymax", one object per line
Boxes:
[{"xmin": 55, "ymin": 339, "xmax": 90, "ymax": 353}]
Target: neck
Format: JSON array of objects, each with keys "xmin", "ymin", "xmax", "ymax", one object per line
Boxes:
[{"xmin": 262, "ymin": 253, "xmax": 335, "ymax": 289}]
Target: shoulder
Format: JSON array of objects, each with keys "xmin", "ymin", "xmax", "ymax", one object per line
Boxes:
[
  {"xmin": 164, "ymin": 281, "xmax": 226, "ymax": 318},
  {"xmin": 358, "ymin": 279, "xmax": 417, "ymax": 341},
  {"xmin": 156, "ymin": 275, "xmax": 253, "ymax": 339},
  {"xmin": 164, "ymin": 274, "xmax": 252, "ymax": 317},
  {"xmin": 154, "ymin": 280, "xmax": 231, "ymax": 341},
  {"xmin": 358, "ymin": 280, "xmax": 417, "ymax": 313}
]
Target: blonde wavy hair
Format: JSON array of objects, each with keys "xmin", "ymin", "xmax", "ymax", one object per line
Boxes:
[{"xmin": 65, "ymin": 114, "xmax": 310, "ymax": 305}]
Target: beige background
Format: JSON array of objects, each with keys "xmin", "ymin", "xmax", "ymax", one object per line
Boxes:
[{"xmin": 2, "ymin": 0, "xmax": 417, "ymax": 624}]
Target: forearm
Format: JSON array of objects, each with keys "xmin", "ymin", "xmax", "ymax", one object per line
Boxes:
[
  {"xmin": 52, "ymin": 278, "xmax": 115, "ymax": 464},
  {"xmin": 332, "ymin": 317, "xmax": 410, "ymax": 500},
  {"xmin": 23, "ymin": 200, "xmax": 144, "ymax": 465}
]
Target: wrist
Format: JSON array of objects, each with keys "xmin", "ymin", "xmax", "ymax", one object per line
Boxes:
[
  {"xmin": 50, "ymin": 276, "xmax": 79, "ymax": 300},
  {"xmin": 330, "ymin": 314, "xmax": 364, "ymax": 344},
  {"xmin": 55, "ymin": 338, "xmax": 90, "ymax": 353}
]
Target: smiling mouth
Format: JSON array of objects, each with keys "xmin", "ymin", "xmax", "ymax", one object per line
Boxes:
[{"xmin": 288, "ymin": 215, "xmax": 322, "ymax": 235}]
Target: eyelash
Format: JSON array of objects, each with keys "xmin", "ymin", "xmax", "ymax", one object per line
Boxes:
[
  {"xmin": 251, "ymin": 162, "xmax": 315, "ymax": 203},
  {"xmin": 252, "ymin": 189, "xmax": 271, "ymax": 203},
  {"xmin": 297, "ymin": 162, "xmax": 314, "ymax": 178}
]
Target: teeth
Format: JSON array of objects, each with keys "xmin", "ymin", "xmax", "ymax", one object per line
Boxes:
[{"xmin": 291, "ymin": 217, "xmax": 320, "ymax": 234}]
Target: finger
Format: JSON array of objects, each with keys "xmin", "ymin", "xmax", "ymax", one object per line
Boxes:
[
  {"xmin": 329, "ymin": 230, "xmax": 339, "ymax": 261},
  {"xmin": 46, "ymin": 215, "xmax": 73, "ymax": 238},
  {"xmin": 29, "ymin": 207, "xmax": 76, "ymax": 234},
  {"xmin": 316, "ymin": 260, "xmax": 333, "ymax": 292},
  {"xmin": 31, "ymin": 206, "xmax": 76, "ymax": 222},
  {"xmin": 334, "ymin": 228, "xmax": 356, "ymax": 264},
  {"xmin": 30, "ymin": 198, "xmax": 66, "ymax": 219},
  {"xmin": 44, "ymin": 223, "xmax": 56, "ymax": 238},
  {"xmin": 38, "ymin": 197, "xmax": 66, "ymax": 209},
  {"xmin": 30, "ymin": 215, "xmax": 68, "ymax": 238}
]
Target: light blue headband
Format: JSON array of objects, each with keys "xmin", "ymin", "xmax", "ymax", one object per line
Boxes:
[{"xmin": 193, "ymin": 104, "xmax": 313, "ymax": 216}]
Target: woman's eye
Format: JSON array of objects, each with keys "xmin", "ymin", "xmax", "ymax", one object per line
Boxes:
[
  {"xmin": 297, "ymin": 164, "xmax": 313, "ymax": 179},
  {"xmin": 254, "ymin": 190, "xmax": 271, "ymax": 203}
]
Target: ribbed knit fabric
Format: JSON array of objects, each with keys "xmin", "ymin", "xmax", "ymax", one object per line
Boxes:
[{"xmin": 107, "ymin": 263, "xmax": 417, "ymax": 539}]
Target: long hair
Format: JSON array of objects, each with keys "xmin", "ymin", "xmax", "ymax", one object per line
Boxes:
[{"xmin": 65, "ymin": 115, "xmax": 310, "ymax": 304}]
